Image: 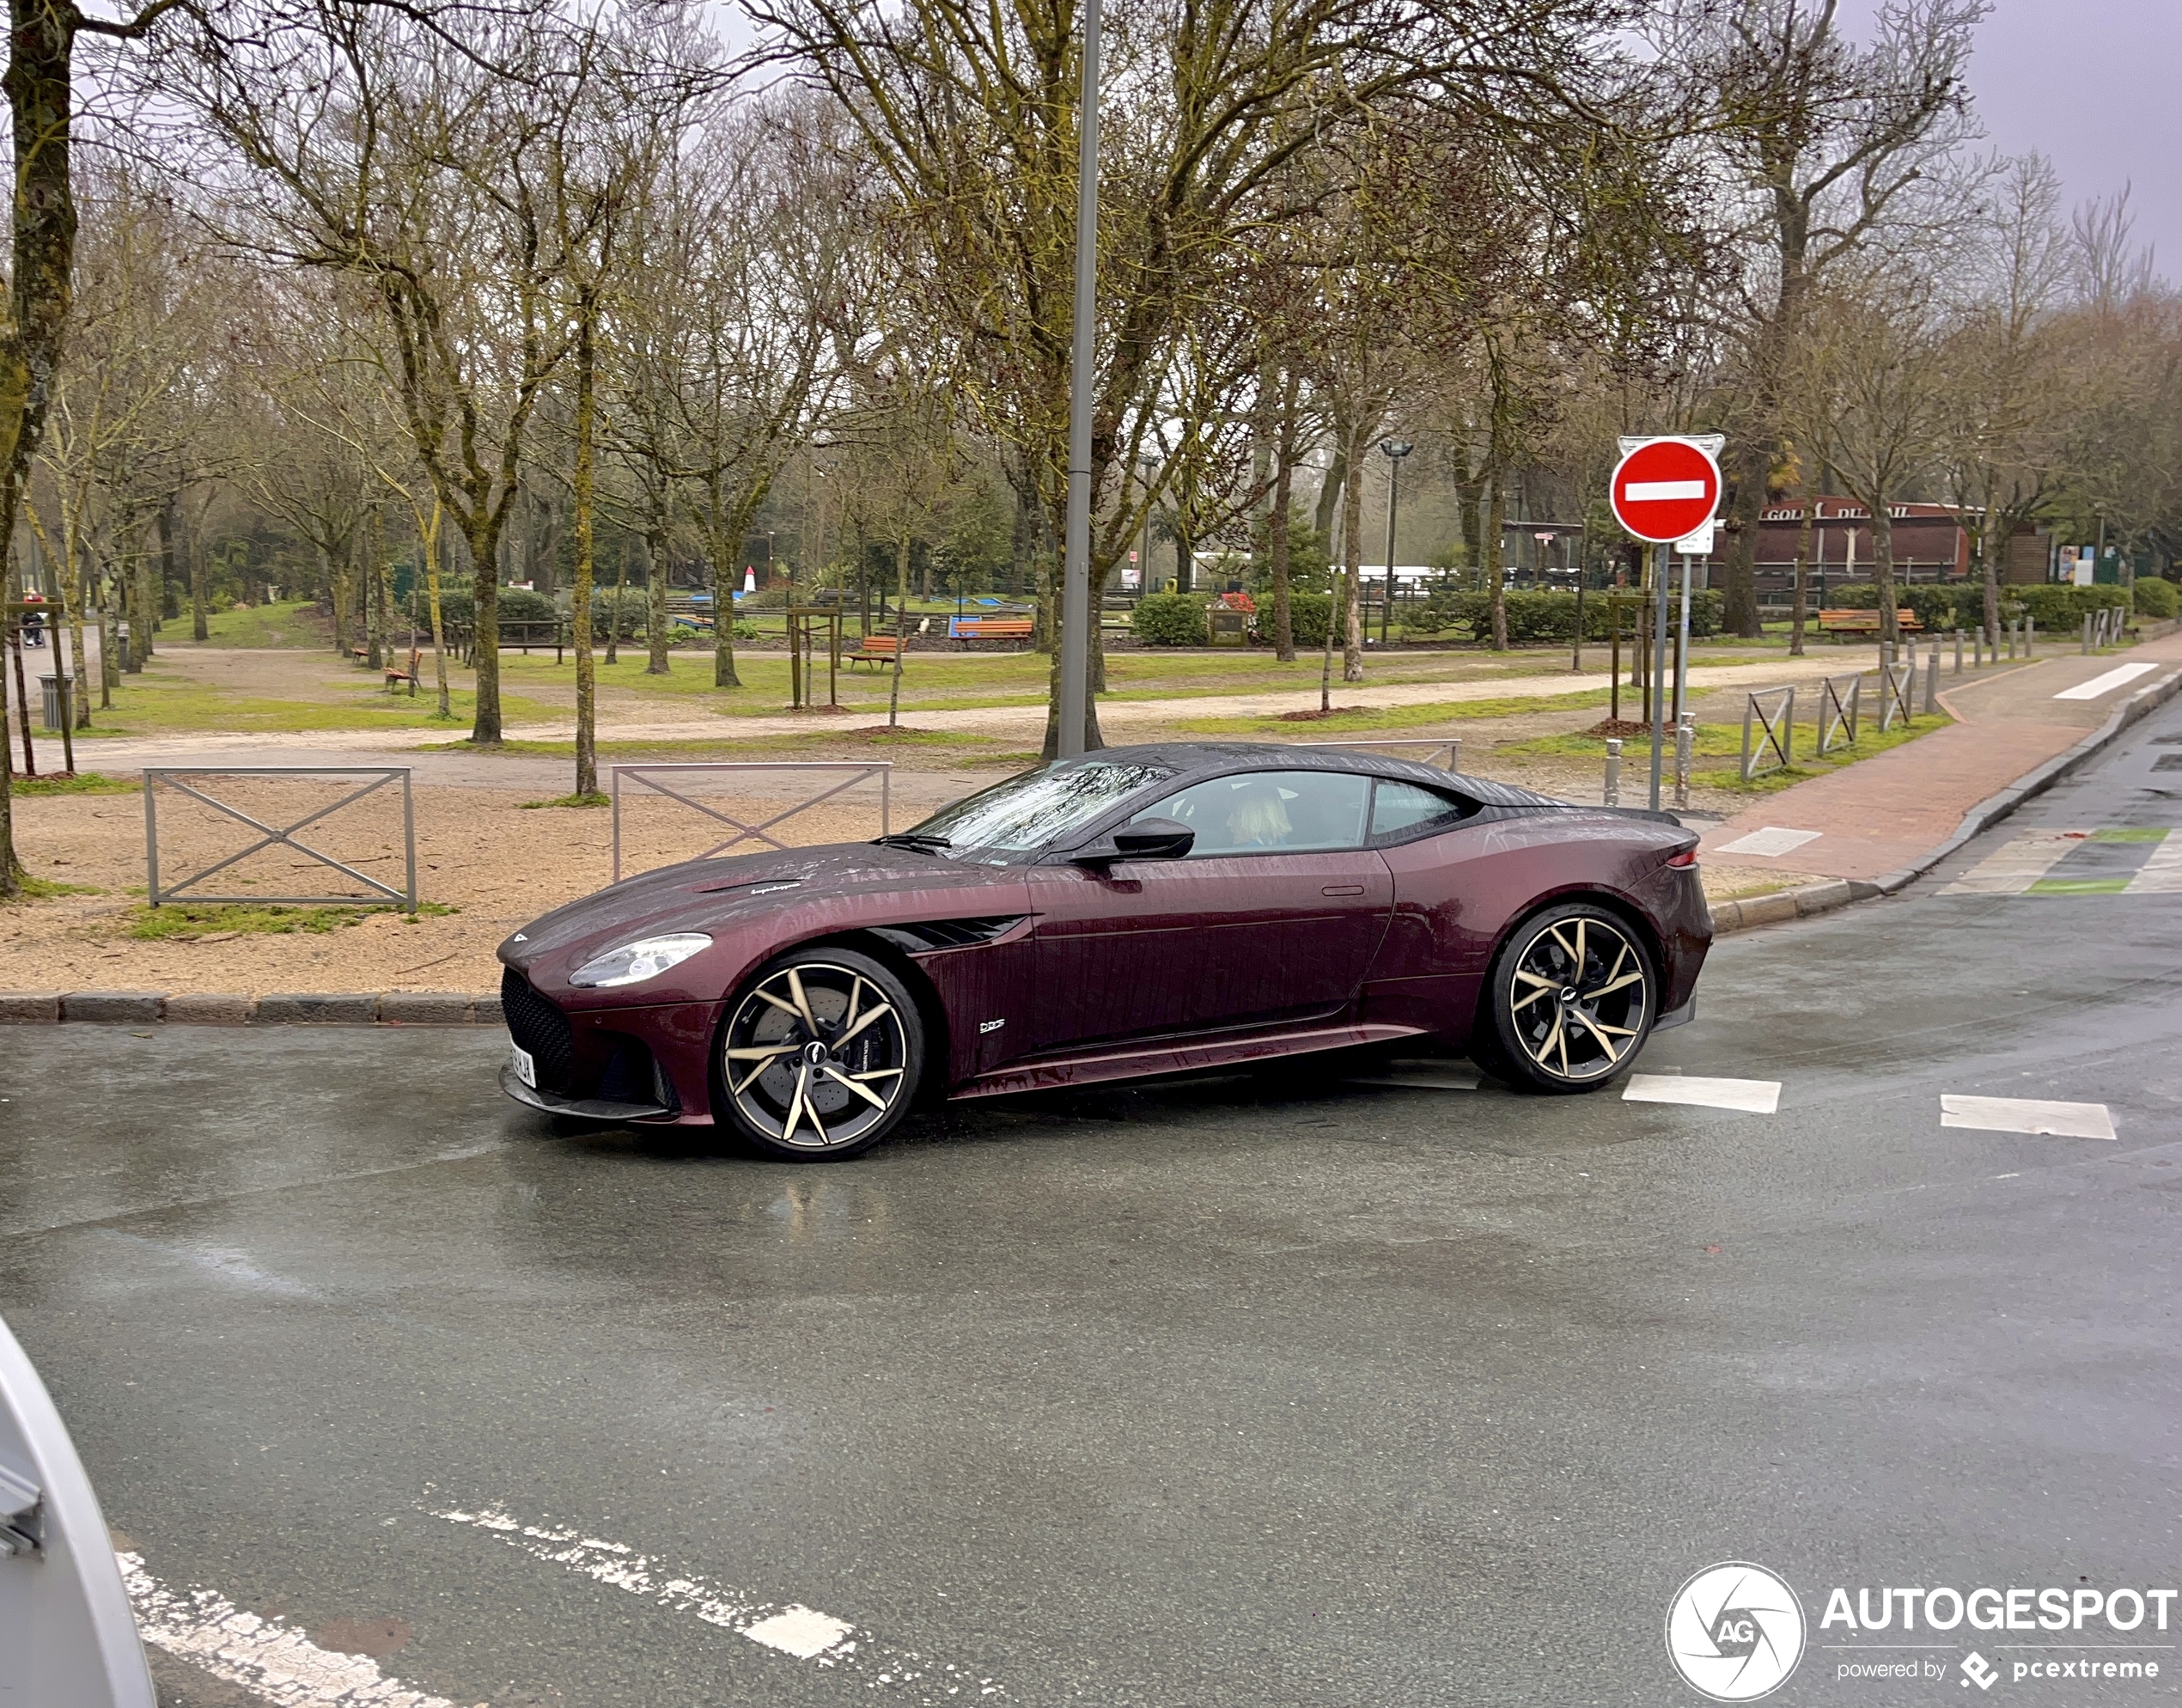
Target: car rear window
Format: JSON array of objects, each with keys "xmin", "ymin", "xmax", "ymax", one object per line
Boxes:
[{"xmin": 1369, "ymin": 779, "xmax": 1471, "ymax": 842}]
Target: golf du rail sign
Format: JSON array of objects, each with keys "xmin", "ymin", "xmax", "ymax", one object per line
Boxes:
[{"xmin": 1611, "ymin": 436, "xmax": 1723, "ymax": 545}]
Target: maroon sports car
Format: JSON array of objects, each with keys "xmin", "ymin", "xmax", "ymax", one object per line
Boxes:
[{"xmin": 497, "ymin": 743, "xmax": 1711, "ymax": 1158}]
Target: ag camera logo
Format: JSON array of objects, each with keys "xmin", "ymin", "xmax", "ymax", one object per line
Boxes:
[{"xmin": 1667, "ymin": 1562, "xmax": 1807, "ymax": 1701}]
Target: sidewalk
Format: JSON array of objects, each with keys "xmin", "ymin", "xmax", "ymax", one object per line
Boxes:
[{"xmin": 1696, "ymin": 630, "xmax": 2182, "ymax": 884}]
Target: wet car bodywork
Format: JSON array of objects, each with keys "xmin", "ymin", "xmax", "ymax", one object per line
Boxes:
[{"xmin": 495, "ymin": 742, "xmax": 1711, "ymax": 1128}]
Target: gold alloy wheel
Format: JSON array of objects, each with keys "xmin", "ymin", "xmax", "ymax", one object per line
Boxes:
[
  {"xmin": 1506, "ymin": 913, "xmax": 1650, "ymax": 1083},
  {"xmin": 722, "ymin": 961, "xmax": 911, "ymax": 1150}
]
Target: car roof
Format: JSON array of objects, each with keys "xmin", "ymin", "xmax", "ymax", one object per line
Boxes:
[{"xmin": 1063, "ymin": 741, "xmax": 1569, "ymax": 810}]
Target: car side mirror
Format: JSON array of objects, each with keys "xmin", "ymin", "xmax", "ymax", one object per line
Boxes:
[
  {"xmin": 1114, "ymin": 817, "xmax": 1195, "ymax": 860},
  {"xmin": 1073, "ymin": 817, "xmax": 1195, "ymax": 864}
]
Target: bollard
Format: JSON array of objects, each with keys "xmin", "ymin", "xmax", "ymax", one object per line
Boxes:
[
  {"xmin": 1673, "ymin": 715, "xmax": 1693, "ymax": 810},
  {"xmin": 1604, "ymin": 738, "xmax": 1622, "ymax": 808},
  {"xmin": 2026, "ymin": 616, "xmax": 2035, "ymax": 657},
  {"xmin": 1923, "ymin": 644, "xmax": 1940, "ymax": 715},
  {"xmin": 2082, "ymin": 613, "xmax": 2093, "ymax": 655},
  {"xmin": 1953, "ymin": 628, "xmax": 1963, "ymax": 674}
]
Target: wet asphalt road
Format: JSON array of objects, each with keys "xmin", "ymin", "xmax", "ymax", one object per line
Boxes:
[{"xmin": 6, "ymin": 699, "xmax": 2182, "ymax": 1708}]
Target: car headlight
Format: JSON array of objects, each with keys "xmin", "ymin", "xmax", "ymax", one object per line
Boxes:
[{"xmin": 567, "ymin": 933, "xmax": 712, "ymax": 989}]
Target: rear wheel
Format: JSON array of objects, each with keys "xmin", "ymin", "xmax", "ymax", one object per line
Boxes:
[
  {"xmin": 718, "ymin": 948, "xmax": 924, "ymax": 1159},
  {"xmin": 1474, "ymin": 903, "xmax": 1655, "ymax": 1094}
]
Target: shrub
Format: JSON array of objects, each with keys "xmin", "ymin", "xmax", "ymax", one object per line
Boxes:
[
  {"xmin": 1405, "ymin": 589, "xmax": 1719, "ymax": 645},
  {"xmin": 1281, "ymin": 591, "xmax": 1333, "ymax": 648},
  {"xmin": 419, "ymin": 586, "xmax": 558, "ymax": 632},
  {"xmin": 2130, "ymin": 576, "xmax": 2178, "ymax": 619},
  {"xmin": 1132, "ymin": 592, "xmax": 1209, "ymax": 646}
]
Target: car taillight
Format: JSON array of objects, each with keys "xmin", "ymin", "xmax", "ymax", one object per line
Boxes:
[{"xmin": 1667, "ymin": 849, "xmax": 1697, "ymax": 869}]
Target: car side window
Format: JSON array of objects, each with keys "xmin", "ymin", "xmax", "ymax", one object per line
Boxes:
[
  {"xmin": 1134, "ymin": 770, "xmax": 1371, "ymax": 857},
  {"xmin": 1370, "ymin": 779, "xmax": 1471, "ymax": 843}
]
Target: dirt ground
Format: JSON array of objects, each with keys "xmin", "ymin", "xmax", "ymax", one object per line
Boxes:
[{"xmin": 0, "ymin": 765, "xmax": 1804, "ymax": 996}]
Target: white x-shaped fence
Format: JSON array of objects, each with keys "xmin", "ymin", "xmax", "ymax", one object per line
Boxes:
[{"xmin": 143, "ymin": 767, "xmax": 418, "ymax": 911}]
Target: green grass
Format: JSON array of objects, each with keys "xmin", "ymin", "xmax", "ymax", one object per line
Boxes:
[
  {"xmin": 172, "ymin": 601, "xmax": 332, "ymax": 650},
  {"xmin": 4, "ymin": 872, "xmax": 101, "ymax": 900},
  {"xmin": 127, "ymin": 900, "xmax": 460, "ymax": 939},
  {"xmin": 9, "ymin": 771, "xmax": 136, "ymax": 796},
  {"xmin": 521, "ymin": 792, "xmax": 611, "ymax": 808},
  {"xmin": 1508, "ymin": 710, "xmax": 1950, "ymax": 794},
  {"xmin": 72, "ymin": 663, "xmax": 556, "ymax": 738}
]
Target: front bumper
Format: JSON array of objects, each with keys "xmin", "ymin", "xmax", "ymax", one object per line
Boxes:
[{"xmin": 498, "ymin": 1062, "xmax": 673, "ymax": 1122}]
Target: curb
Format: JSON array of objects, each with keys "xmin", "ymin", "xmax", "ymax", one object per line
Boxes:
[
  {"xmin": 0, "ymin": 991, "xmax": 505, "ymax": 1026},
  {"xmin": 1711, "ymin": 663, "xmax": 2182, "ymax": 936}
]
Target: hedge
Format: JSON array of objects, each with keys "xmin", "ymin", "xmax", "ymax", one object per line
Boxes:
[
  {"xmin": 417, "ymin": 586, "xmax": 558, "ymax": 631},
  {"xmin": 1408, "ymin": 589, "xmax": 1722, "ymax": 645},
  {"xmin": 1131, "ymin": 592, "xmax": 1208, "ymax": 646},
  {"xmin": 2131, "ymin": 576, "xmax": 2178, "ymax": 619}
]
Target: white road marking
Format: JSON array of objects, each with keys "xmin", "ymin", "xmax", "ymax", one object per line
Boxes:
[
  {"xmin": 119, "ymin": 1552, "xmax": 460, "ymax": 1708},
  {"xmin": 2054, "ymin": 662, "xmax": 2158, "ymax": 700},
  {"xmin": 1939, "ymin": 829, "xmax": 2091, "ymax": 895},
  {"xmin": 2125, "ymin": 833, "xmax": 2182, "ymax": 894},
  {"xmin": 1715, "ymin": 827, "xmax": 1823, "ymax": 858},
  {"xmin": 1624, "ymin": 479, "xmax": 1708, "ymax": 502},
  {"xmin": 433, "ymin": 1503, "xmax": 1002, "ymax": 1699},
  {"xmin": 1941, "ymin": 1095, "xmax": 2116, "ymax": 1139},
  {"xmin": 1623, "ymin": 1074, "xmax": 1782, "ymax": 1113}
]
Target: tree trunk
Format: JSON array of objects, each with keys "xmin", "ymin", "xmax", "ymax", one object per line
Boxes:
[
  {"xmin": 1978, "ymin": 505, "xmax": 2004, "ymax": 638},
  {"xmin": 887, "ymin": 533, "xmax": 908, "ymax": 728},
  {"xmin": 424, "ymin": 503, "xmax": 451, "ymax": 720},
  {"xmin": 643, "ymin": 524, "xmax": 670, "ymax": 674},
  {"xmin": 1789, "ymin": 498, "xmax": 1813, "ymax": 657},
  {"xmin": 467, "ymin": 515, "xmax": 503, "ymax": 742},
  {"xmin": 190, "ymin": 525, "xmax": 209, "ymax": 642},
  {"xmin": 709, "ymin": 483, "xmax": 743, "ymax": 689},
  {"xmin": 365, "ymin": 513, "xmax": 385, "ymax": 670},
  {"xmin": 1718, "ymin": 436, "xmax": 1767, "ymax": 639},
  {"xmin": 605, "ymin": 533, "xmax": 625, "ymax": 668},
  {"xmin": 1339, "ymin": 421, "xmax": 1366, "ymax": 683},
  {"xmin": 1270, "ymin": 387, "xmax": 1296, "ymax": 662},
  {"xmin": 62, "ymin": 519, "xmax": 88, "ymax": 728},
  {"xmin": 571, "ymin": 308, "xmax": 598, "ymax": 799},
  {"xmin": 1484, "ymin": 477, "xmax": 1508, "ymax": 650},
  {"xmin": 1871, "ymin": 505, "xmax": 1899, "ymax": 647},
  {"xmin": 1313, "ymin": 442, "xmax": 1347, "ymax": 544}
]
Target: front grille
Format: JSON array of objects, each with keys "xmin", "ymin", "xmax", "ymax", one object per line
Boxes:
[
  {"xmin": 597, "ymin": 1034, "xmax": 677, "ymax": 1111},
  {"xmin": 502, "ymin": 967, "xmax": 576, "ymax": 1093}
]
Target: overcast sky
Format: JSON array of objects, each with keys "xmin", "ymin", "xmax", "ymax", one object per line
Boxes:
[{"xmin": 1877, "ymin": 0, "xmax": 2180, "ymax": 275}]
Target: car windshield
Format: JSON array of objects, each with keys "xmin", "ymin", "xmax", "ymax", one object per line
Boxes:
[{"xmin": 903, "ymin": 759, "xmax": 1175, "ymax": 857}]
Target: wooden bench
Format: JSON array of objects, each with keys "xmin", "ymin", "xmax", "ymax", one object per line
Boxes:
[
  {"xmin": 950, "ymin": 616, "xmax": 1034, "ymax": 645},
  {"xmin": 847, "ymin": 634, "xmax": 905, "ymax": 669},
  {"xmin": 1817, "ymin": 607, "xmax": 1923, "ymax": 636},
  {"xmin": 385, "ymin": 647, "xmax": 422, "ymax": 691}
]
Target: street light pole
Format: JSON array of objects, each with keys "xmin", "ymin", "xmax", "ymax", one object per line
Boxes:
[
  {"xmin": 1379, "ymin": 439, "xmax": 1411, "ymax": 646},
  {"xmin": 1054, "ymin": 0, "xmax": 1103, "ymax": 759}
]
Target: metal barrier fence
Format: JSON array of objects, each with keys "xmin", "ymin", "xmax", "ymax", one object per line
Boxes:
[
  {"xmin": 144, "ymin": 766, "xmax": 418, "ymax": 912},
  {"xmin": 1877, "ymin": 662, "xmax": 1916, "ymax": 732},
  {"xmin": 610, "ymin": 761, "xmax": 893, "ymax": 882},
  {"xmin": 1303, "ymin": 737, "xmax": 1461, "ymax": 772},
  {"xmin": 1740, "ymin": 687, "xmax": 1795, "ymax": 782},
  {"xmin": 1816, "ymin": 673, "xmax": 1861, "ymax": 757}
]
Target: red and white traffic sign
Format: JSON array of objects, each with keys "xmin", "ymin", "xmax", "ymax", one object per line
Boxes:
[{"xmin": 1610, "ymin": 437, "xmax": 1722, "ymax": 544}]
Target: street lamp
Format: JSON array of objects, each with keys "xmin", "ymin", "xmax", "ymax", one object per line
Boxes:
[
  {"xmin": 1379, "ymin": 439, "xmax": 1413, "ymax": 644},
  {"xmin": 1054, "ymin": 0, "xmax": 1105, "ymax": 757}
]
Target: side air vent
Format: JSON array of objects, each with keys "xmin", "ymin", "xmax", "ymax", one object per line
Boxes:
[{"xmin": 870, "ymin": 916, "xmax": 1026, "ymax": 954}]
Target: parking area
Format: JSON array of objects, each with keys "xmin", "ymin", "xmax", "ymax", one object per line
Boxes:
[{"xmin": 8, "ymin": 705, "xmax": 2182, "ymax": 1707}]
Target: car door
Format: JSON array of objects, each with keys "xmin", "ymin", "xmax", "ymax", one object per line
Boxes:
[{"xmin": 1023, "ymin": 768, "xmax": 1393, "ymax": 1054}]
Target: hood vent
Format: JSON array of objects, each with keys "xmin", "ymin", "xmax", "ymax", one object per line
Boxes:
[{"xmin": 871, "ymin": 915, "xmax": 1026, "ymax": 953}]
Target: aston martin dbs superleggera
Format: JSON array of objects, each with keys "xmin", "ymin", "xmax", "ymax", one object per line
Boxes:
[{"xmin": 497, "ymin": 743, "xmax": 1711, "ymax": 1158}]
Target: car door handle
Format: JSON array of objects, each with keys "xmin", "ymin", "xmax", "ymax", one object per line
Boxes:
[{"xmin": 1321, "ymin": 884, "xmax": 1364, "ymax": 896}]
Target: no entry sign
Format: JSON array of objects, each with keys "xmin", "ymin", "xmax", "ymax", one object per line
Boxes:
[{"xmin": 1610, "ymin": 437, "xmax": 1722, "ymax": 544}]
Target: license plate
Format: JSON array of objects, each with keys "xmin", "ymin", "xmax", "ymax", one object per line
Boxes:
[{"xmin": 510, "ymin": 1045, "xmax": 536, "ymax": 1089}]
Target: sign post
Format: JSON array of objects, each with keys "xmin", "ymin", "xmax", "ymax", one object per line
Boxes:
[{"xmin": 1611, "ymin": 436, "xmax": 1724, "ymax": 809}]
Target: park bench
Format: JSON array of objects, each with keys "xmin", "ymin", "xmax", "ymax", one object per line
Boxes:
[
  {"xmin": 847, "ymin": 634, "xmax": 905, "ymax": 669},
  {"xmin": 384, "ymin": 647, "xmax": 422, "ymax": 692},
  {"xmin": 1817, "ymin": 607, "xmax": 1923, "ymax": 636},
  {"xmin": 950, "ymin": 616, "xmax": 1034, "ymax": 646}
]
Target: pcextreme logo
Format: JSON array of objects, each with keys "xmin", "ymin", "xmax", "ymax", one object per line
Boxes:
[{"xmin": 1666, "ymin": 1562, "xmax": 1807, "ymax": 1701}]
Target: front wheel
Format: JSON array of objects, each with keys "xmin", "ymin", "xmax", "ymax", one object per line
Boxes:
[
  {"xmin": 1473, "ymin": 903, "xmax": 1655, "ymax": 1094},
  {"xmin": 718, "ymin": 948, "xmax": 925, "ymax": 1159}
]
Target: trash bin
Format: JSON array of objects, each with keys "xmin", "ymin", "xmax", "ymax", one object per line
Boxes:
[{"xmin": 38, "ymin": 674, "xmax": 72, "ymax": 731}]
